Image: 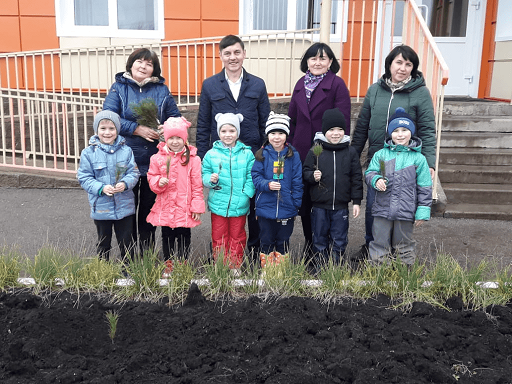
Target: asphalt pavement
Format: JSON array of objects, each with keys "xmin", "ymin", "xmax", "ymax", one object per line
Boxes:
[{"xmin": 1, "ymin": 187, "xmax": 512, "ymax": 270}]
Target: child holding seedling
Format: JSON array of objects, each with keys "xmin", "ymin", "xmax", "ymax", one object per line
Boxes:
[
  {"xmin": 77, "ymin": 110, "xmax": 140, "ymax": 261},
  {"xmin": 365, "ymin": 107, "xmax": 432, "ymax": 265},
  {"xmin": 146, "ymin": 117, "xmax": 205, "ymax": 274},
  {"xmin": 202, "ymin": 113, "xmax": 255, "ymax": 274},
  {"xmin": 251, "ymin": 112, "xmax": 303, "ymax": 268},
  {"xmin": 303, "ymin": 108, "xmax": 363, "ymax": 270}
]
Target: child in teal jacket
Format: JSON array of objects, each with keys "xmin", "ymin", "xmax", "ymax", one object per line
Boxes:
[
  {"xmin": 365, "ymin": 107, "xmax": 432, "ymax": 265},
  {"xmin": 202, "ymin": 113, "xmax": 255, "ymax": 272}
]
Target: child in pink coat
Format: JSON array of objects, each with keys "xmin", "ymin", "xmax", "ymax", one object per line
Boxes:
[{"xmin": 147, "ymin": 117, "xmax": 205, "ymax": 268}]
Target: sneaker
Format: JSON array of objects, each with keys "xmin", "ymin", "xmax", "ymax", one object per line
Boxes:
[
  {"xmin": 162, "ymin": 260, "xmax": 173, "ymax": 278},
  {"xmin": 352, "ymin": 244, "xmax": 369, "ymax": 261}
]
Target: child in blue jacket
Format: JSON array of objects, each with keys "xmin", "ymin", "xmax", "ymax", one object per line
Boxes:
[
  {"xmin": 77, "ymin": 111, "xmax": 140, "ymax": 261},
  {"xmin": 251, "ymin": 112, "xmax": 302, "ymax": 267},
  {"xmin": 365, "ymin": 107, "xmax": 432, "ymax": 265},
  {"xmin": 202, "ymin": 113, "xmax": 255, "ymax": 273}
]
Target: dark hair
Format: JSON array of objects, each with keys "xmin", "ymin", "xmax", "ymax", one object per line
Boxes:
[
  {"xmin": 255, "ymin": 140, "xmax": 294, "ymax": 162},
  {"xmin": 219, "ymin": 35, "xmax": 245, "ymax": 52},
  {"xmin": 299, "ymin": 43, "xmax": 340, "ymax": 74},
  {"xmin": 384, "ymin": 45, "xmax": 420, "ymax": 79},
  {"xmin": 125, "ymin": 48, "xmax": 161, "ymax": 78}
]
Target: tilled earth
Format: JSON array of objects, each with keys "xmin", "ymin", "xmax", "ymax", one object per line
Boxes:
[{"xmin": 1, "ymin": 284, "xmax": 512, "ymax": 384}]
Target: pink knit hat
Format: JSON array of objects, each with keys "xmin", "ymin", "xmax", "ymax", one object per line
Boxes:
[{"xmin": 163, "ymin": 117, "xmax": 192, "ymax": 142}]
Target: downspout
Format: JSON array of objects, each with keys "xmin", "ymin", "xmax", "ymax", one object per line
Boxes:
[{"xmin": 319, "ymin": 0, "xmax": 332, "ymax": 44}]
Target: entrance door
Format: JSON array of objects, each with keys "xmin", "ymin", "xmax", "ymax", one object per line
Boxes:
[
  {"xmin": 419, "ymin": 0, "xmax": 486, "ymax": 97},
  {"xmin": 381, "ymin": 0, "xmax": 486, "ymax": 97}
]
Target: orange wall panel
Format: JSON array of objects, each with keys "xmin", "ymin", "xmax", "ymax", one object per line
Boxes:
[
  {"xmin": 0, "ymin": 17, "xmax": 22, "ymax": 52},
  {"xmin": 19, "ymin": 0, "xmax": 55, "ymax": 16},
  {"xmin": 0, "ymin": 57, "xmax": 25, "ymax": 88},
  {"xmin": 202, "ymin": 0, "xmax": 238, "ymax": 21},
  {"xmin": 165, "ymin": 19, "xmax": 201, "ymax": 41},
  {"xmin": 19, "ymin": 16, "xmax": 59, "ymax": 51},
  {"xmin": 166, "ymin": 0, "xmax": 201, "ymax": 19},
  {"xmin": 201, "ymin": 21, "xmax": 238, "ymax": 38},
  {"xmin": 2, "ymin": 0, "xmax": 20, "ymax": 15}
]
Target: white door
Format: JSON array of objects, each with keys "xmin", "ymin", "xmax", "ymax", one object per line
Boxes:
[{"xmin": 380, "ymin": 0, "xmax": 486, "ymax": 97}]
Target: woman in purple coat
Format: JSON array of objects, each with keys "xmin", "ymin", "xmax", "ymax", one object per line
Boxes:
[{"xmin": 288, "ymin": 43, "xmax": 351, "ymax": 261}]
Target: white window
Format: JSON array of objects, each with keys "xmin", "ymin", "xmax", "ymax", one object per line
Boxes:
[
  {"xmin": 240, "ymin": 0, "xmax": 347, "ymax": 42},
  {"xmin": 55, "ymin": 0, "xmax": 164, "ymax": 39}
]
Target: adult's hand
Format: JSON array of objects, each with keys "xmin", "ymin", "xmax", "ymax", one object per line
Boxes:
[{"xmin": 134, "ymin": 125, "xmax": 159, "ymax": 142}]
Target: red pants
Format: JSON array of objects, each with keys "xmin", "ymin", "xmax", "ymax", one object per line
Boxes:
[{"xmin": 211, "ymin": 213, "xmax": 247, "ymax": 269}]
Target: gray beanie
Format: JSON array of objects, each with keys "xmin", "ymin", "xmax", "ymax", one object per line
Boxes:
[
  {"xmin": 215, "ymin": 113, "xmax": 244, "ymax": 136},
  {"xmin": 93, "ymin": 110, "xmax": 121, "ymax": 134}
]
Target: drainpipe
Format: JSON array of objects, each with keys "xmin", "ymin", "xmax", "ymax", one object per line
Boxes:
[{"xmin": 319, "ymin": 0, "xmax": 332, "ymax": 44}]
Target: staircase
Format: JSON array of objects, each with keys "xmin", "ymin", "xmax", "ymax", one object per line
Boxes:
[{"xmin": 438, "ymin": 98, "xmax": 512, "ymax": 220}]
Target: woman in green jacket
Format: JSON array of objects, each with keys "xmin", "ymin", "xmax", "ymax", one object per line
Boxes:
[
  {"xmin": 351, "ymin": 45, "xmax": 436, "ymax": 258},
  {"xmin": 202, "ymin": 113, "xmax": 256, "ymax": 273}
]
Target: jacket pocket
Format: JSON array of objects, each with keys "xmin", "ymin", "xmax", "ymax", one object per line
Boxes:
[{"xmin": 93, "ymin": 162, "xmax": 109, "ymax": 184}]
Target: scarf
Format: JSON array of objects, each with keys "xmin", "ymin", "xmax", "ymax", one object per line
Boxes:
[
  {"xmin": 123, "ymin": 72, "xmax": 160, "ymax": 87},
  {"xmin": 304, "ymin": 70, "xmax": 327, "ymax": 103},
  {"xmin": 385, "ymin": 76, "xmax": 412, "ymax": 92}
]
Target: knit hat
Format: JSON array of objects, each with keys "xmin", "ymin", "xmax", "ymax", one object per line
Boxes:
[
  {"xmin": 215, "ymin": 113, "xmax": 244, "ymax": 136},
  {"xmin": 94, "ymin": 110, "xmax": 121, "ymax": 134},
  {"xmin": 265, "ymin": 112, "xmax": 290, "ymax": 135},
  {"xmin": 321, "ymin": 108, "xmax": 346, "ymax": 135},
  {"xmin": 164, "ymin": 116, "xmax": 192, "ymax": 142},
  {"xmin": 387, "ymin": 107, "xmax": 416, "ymax": 136}
]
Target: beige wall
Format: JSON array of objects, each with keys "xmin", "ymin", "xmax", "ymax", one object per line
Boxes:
[{"xmin": 490, "ymin": 41, "xmax": 512, "ymax": 100}]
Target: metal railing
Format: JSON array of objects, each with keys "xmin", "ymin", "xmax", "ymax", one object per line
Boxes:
[{"xmin": 0, "ymin": 0, "xmax": 449, "ymax": 191}]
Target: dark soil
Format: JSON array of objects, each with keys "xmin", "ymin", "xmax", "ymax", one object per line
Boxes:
[{"xmin": 1, "ymin": 284, "xmax": 512, "ymax": 384}]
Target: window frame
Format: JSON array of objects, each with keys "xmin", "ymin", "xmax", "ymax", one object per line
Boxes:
[
  {"xmin": 55, "ymin": 0, "xmax": 165, "ymax": 39},
  {"xmin": 239, "ymin": 0, "xmax": 348, "ymax": 43}
]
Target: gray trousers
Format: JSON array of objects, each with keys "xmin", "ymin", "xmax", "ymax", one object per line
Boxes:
[{"xmin": 369, "ymin": 217, "xmax": 416, "ymax": 265}]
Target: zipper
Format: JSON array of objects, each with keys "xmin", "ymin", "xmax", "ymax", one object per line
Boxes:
[
  {"xmin": 226, "ymin": 149, "xmax": 233, "ymax": 215},
  {"xmin": 332, "ymin": 151, "xmax": 336, "ymax": 210},
  {"xmin": 275, "ymin": 151, "xmax": 281, "ymax": 219},
  {"xmin": 385, "ymin": 91, "xmax": 395, "ymax": 133}
]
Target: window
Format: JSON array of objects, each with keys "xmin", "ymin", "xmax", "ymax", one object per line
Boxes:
[
  {"xmin": 56, "ymin": 0, "xmax": 164, "ymax": 39},
  {"xmin": 240, "ymin": 0, "xmax": 347, "ymax": 42}
]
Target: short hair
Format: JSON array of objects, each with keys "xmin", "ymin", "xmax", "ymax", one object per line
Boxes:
[
  {"xmin": 299, "ymin": 43, "xmax": 340, "ymax": 74},
  {"xmin": 219, "ymin": 35, "xmax": 245, "ymax": 52},
  {"xmin": 384, "ymin": 45, "xmax": 420, "ymax": 79},
  {"xmin": 125, "ymin": 48, "xmax": 161, "ymax": 78}
]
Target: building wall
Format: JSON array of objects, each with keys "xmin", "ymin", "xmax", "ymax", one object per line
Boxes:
[{"xmin": 489, "ymin": 41, "xmax": 512, "ymax": 100}]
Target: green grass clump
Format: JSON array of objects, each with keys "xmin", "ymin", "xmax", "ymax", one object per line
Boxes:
[
  {"xmin": 0, "ymin": 245, "xmax": 22, "ymax": 289},
  {"xmin": 70, "ymin": 257, "xmax": 120, "ymax": 292},
  {"xmin": 164, "ymin": 258, "xmax": 195, "ymax": 303},
  {"xmin": 25, "ymin": 245, "xmax": 70, "ymax": 290},
  {"xmin": 122, "ymin": 249, "xmax": 163, "ymax": 299}
]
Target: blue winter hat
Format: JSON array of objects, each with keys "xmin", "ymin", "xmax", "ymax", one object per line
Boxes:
[
  {"xmin": 387, "ymin": 107, "xmax": 415, "ymax": 136},
  {"xmin": 94, "ymin": 110, "xmax": 121, "ymax": 134}
]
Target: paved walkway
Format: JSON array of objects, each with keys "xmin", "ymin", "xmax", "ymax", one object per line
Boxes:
[{"xmin": 1, "ymin": 187, "xmax": 511, "ymax": 270}]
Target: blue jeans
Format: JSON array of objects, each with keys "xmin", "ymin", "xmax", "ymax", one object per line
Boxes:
[
  {"xmin": 258, "ymin": 217, "xmax": 295, "ymax": 255},
  {"xmin": 365, "ymin": 185, "xmax": 376, "ymax": 246},
  {"xmin": 311, "ymin": 207, "xmax": 349, "ymax": 264}
]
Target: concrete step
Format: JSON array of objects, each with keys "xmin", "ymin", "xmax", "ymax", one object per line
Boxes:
[
  {"xmin": 441, "ymin": 116, "xmax": 512, "ymax": 133},
  {"xmin": 441, "ymin": 132, "xmax": 512, "ymax": 149},
  {"xmin": 438, "ymin": 164, "xmax": 512, "ymax": 184},
  {"xmin": 443, "ymin": 183, "xmax": 512, "ymax": 205},
  {"xmin": 443, "ymin": 203, "xmax": 512, "ymax": 220},
  {"xmin": 443, "ymin": 99, "xmax": 512, "ymax": 117},
  {"xmin": 439, "ymin": 148, "xmax": 512, "ymax": 166}
]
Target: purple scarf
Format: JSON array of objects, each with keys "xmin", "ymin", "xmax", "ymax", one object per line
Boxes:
[{"xmin": 304, "ymin": 70, "xmax": 327, "ymax": 103}]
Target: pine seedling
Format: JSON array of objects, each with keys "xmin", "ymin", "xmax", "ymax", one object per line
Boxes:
[
  {"xmin": 379, "ymin": 156, "xmax": 386, "ymax": 179},
  {"xmin": 312, "ymin": 143, "xmax": 326, "ymax": 189},
  {"xmin": 130, "ymin": 98, "xmax": 162, "ymax": 141},
  {"xmin": 105, "ymin": 310, "xmax": 120, "ymax": 343},
  {"xmin": 115, "ymin": 163, "xmax": 128, "ymax": 184}
]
